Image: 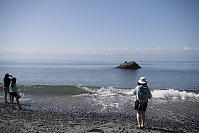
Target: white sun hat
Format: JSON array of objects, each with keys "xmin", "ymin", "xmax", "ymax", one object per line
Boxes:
[{"xmin": 138, "ymin": 77, "xmax": 147, "ymax": 84}]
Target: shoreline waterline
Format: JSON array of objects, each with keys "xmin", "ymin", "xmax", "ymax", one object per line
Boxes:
[{"xmin": 1, "ymin": 84, "xmax": 199, "ymax": 101}]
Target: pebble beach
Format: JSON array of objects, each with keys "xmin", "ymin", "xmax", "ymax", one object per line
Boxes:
[{"xmin": 1, "ymin": 94, "xmax": 199, "ymax": 133}]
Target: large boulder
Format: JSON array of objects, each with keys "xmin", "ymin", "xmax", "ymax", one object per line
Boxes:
[{"xmin": 115, "ymin": 61, "xmax": 141, "ymax": 69}]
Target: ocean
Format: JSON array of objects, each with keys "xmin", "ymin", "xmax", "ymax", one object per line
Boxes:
[{"xmin": 0, "ymin": 60, "xmax": 199, "ymax": 100}]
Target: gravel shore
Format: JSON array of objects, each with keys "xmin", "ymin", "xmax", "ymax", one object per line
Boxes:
[{"xmin": 0, "ymin": 95, "xmax": 198, "ymax": 133}]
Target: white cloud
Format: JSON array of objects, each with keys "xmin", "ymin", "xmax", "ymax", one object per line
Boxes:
[
  {"xmin": 122, "ymin": 48, "xmax": 129, "ymax": 51},
  {"xmin": 135, "ymin": 47, "xmax": 165, "ymax": 52},
  {"xmin": 183, "ymin": 47, "xmax": 199, "ymax": 51},
  {"xmin": 64, "ymin": 46, "xmax": 97, "ymax": 54},
  {"xmin": 1, "ymin": 46, "xmax": 199, "ymax": 61}
]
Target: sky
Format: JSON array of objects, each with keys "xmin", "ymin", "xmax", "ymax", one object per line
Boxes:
[{"xmin": 0, "ymin": 0, "xmax": 199, "ymax": 61}]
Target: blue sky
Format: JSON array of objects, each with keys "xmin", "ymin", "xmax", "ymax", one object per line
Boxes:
[{"xmin": 0, "ymin": 0, "xmax": 199, "ymax": 61}]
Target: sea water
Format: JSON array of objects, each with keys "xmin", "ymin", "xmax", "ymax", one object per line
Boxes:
[
  {"xmin": 0, "ymin": 60, "xmax": 198, "ymax": 90},
  {"xmin": 0, "ymin": 60, "xmax": 199, "ymax": 100}
]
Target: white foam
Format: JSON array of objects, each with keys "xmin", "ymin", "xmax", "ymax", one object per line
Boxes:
[
  {"xmin": 80, "ymin": 86, "xmax": 115, "ymax": 96},
  {"xmin": 79, "ymin": 86, "xmax": 96, "ymax": 93},
  {"xmin": 96, "ymin": 86, "xmax": 119, "ymax": 96},
  {"xmin": 126, "ymin": 89, "xmax": 135, "ymax": 95},
  {"xmin": 152, "ymin": 89, "xmax": 199, "ymax": 100},
  {"xmin": 80, "ymin": 86, "xmax": 130, "ymax": 96},
  {"xmin": 79, "ymin": 86, "xmax": 199, "ymax": 100},
  {"xmin": 20, "ymin": 98, "xmax": 31, "ymax": 101}
]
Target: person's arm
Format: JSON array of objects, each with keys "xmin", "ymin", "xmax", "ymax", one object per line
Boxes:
[
  {"xmin": 133, "ymin": 86, "xmax": 139, "ymax": 95},
  {"xmin": 3, "ymin": 78, "xmax": 6, "ymax": 87}
]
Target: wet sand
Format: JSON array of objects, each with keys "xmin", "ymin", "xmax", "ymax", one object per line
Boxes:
[{"xmin": 0, "ymin": 95, "xmax": 199, "ymax": 133}]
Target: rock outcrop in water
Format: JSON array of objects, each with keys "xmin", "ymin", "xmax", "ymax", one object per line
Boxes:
[{"xmin": 115, "ymin": 61, "xmax": 141, "ymax": 69}]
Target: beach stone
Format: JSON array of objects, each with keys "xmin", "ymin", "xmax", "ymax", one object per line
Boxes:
[
  {"xmin": 88, "ymin": 128, "xmax": 104, "ymax": 133},
  {"xmin": 115, "ymin": 61, "xmax": 141, "ymax": 69}
]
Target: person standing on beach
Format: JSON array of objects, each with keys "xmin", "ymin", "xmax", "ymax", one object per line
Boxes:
[
  {"xmin": 3, "ymin": 73, "xmax": 12, "ymax": 103},
  {"xmin": 9, "ymin": 78, "xmax": 21, "ymax": 109},
  {"xmin": 133, "ymin": 77, "xmax": 152, "ymax": 129}
]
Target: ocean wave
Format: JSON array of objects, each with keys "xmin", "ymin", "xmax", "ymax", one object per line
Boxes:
[
  {"xmin": 18, "ymin": 85, "xmax": 91, "ymax": 96},
  {"xmin": 79, "ymin": 86, "xmax": 130, "ymax": 96},
  {"xmin": 80, "ymin": 86, "xmax": 199, "ymax": 100},
  {"xmin": 1, "ymin": 84, "xmax": 199, "ymax": 100}
]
